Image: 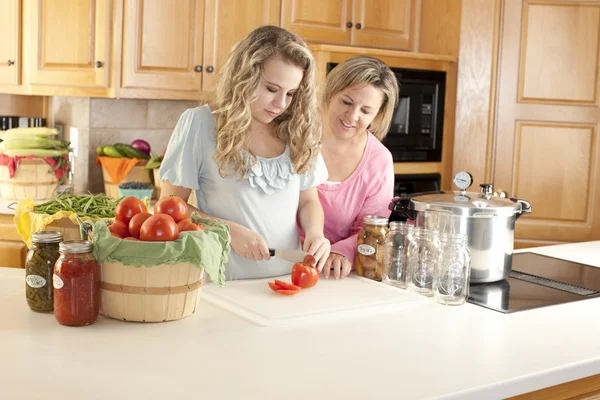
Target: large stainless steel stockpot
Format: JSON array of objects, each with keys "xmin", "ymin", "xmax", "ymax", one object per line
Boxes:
[{"xmin": 390, "ymin": 172, "xmax": 532, "ymax": 283}]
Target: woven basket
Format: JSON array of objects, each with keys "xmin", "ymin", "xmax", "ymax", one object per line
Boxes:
[
  {"xmin": 100, "ymin": 260, "xmax": 204, "ymax": 322},
  {"xmin": 102, "ymin": 161, "xmax": 152, "ymax": 199},
  {"xmin": 0, "ymin": 159, "xmax": 58, "ymax": 201}
]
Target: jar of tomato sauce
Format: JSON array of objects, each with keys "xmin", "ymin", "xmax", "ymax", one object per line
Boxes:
[{"xmin": 53, "ymin": 240, "xmax": 100, "ymax": 326}]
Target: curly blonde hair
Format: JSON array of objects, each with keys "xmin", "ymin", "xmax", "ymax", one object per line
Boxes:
[
  {"xmin": 322, "ymin": 56, "xmax": 399, "ymax": 141},
  {"xmin": 213, "ymin": 25, "xmax": 320, "ymax": 178}
]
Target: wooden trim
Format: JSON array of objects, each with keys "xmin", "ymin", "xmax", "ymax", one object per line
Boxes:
[
  {"xmin": 486, "ymin": 0, "xmax": 503, "ymax": 183},
  {"xmin": 514, "ymin": 239, "xmax": 568, "ymax": 249},
  {"xmin": 507, "ymin": 373, "xmax": 600, "ymax": 400},
  {"xmin": 394, "ymin": 162, "xmax": 442, "ymax": 175},
  {"xmin": 308, "ymin": 44, "xmax": 457, "ymax": 62}
]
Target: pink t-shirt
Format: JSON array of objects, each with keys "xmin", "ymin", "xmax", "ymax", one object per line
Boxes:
[{"xmin": 318, "ymin": 133, "xmax": 395, "ymax": 263}]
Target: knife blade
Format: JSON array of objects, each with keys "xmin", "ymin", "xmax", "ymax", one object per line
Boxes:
[{"xmin": 268, "ymin": 248, "xmax": 309, "ymax": 263}]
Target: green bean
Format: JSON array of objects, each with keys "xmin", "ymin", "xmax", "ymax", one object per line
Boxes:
[{"xmin": 33, "ymin": 193, "xmax": 119, "ymax": 218}]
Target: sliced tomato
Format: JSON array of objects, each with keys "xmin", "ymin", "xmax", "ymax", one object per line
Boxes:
[
  {"xmin": 277, "ymin": 289, "xmax": 300, "ymax": 296},
  {"xmin": 274, "ymin": 279, "xmax": 301, "ymax": 291},
  {"xmin": 268, "ymin": 282, "xmax": 281, "ymax": 292}
]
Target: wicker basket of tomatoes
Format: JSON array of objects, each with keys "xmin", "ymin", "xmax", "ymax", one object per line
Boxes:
[{"xmin": 88, "ymin": 196, "xmax": 230, "ymax": 323}]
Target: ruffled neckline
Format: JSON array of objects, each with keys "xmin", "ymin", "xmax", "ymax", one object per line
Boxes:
[{"xmin": 244, "ymin": 147, "xmax": 295, "ymax": 195}]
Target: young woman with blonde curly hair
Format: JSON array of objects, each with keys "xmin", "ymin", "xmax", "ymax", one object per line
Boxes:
[
  {"xmin": 312, "ymin": 56, "xmax": 399, "ymax": 280},
  {"xmin": 159, "ymin": 25, "xmax": 330, "ymax": 280}
]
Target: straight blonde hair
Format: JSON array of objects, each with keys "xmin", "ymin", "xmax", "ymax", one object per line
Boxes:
[
  {"xmin": 322, "ymin": 56, "xmax": 399, "ymax": 140},
  {"xmin": 213, "ymin": 25, "xmax": 320, "ymax": 178}
]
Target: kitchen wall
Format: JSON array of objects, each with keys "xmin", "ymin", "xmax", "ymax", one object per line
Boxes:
[{"xmin": 48, "ymin": 97, "xmax": 200, "ymax": 194}]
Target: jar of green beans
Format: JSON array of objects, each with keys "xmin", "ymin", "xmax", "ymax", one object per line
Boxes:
[{"xmin": 25, "ymin": 231, "xmax": 63, "ymax": 312}]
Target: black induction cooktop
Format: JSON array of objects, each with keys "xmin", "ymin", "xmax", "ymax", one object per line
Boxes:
[{"xmin": 467, "ymin": 252, "xmax": 600, "ymax": 313}]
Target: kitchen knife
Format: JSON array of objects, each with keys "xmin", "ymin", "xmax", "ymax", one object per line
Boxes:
[{"xmin": 268, "ymin": 248, "xmax": 309, "ymax": 263}]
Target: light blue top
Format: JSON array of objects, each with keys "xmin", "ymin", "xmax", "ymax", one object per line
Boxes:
[{"xmin": 159, "ymin": 105, "xmax": 328, "ymax": 280}]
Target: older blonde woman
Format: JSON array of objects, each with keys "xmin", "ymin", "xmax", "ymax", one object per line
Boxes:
[
  {"xmin": 159, "ymin": 26, "xmax": 330, "ymax": 280},
  {"xmin": 316, "ymin": 56, "xmax": 399, "ymax": 279}
]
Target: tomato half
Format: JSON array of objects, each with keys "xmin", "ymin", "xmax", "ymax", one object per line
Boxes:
[
  {"xmin": 108, "ymin": 220, "xmax": 129, "ymax": 238},
  {"xmin": 291, "ymin": 263, "xmax": 319, "ymax": 289},
  {"xmin": 114, "ymin": 197, "xmax": 146, "ymax": 225},
  {"xmin": 177, "ymin": 218, "xmax": 205, "ymax": 232},
  {"xmin": 139, "ymin": 214, "xmax": 179, "ymax": 241},
  {"xmin": 128, "ymin": 212, "xmax": 152, "ymax": 238},
  {"xmin": 155, "ymin": 196, "xmax": 188, "ymax": 223}
]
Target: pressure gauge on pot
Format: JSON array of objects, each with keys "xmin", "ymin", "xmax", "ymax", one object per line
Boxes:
[{"xmin": 453, "ymin": 171, "xmax": 473, "ymax": 195}]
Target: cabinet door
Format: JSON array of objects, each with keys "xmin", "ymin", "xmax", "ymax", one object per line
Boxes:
[
  {"xmin": 351, "ymin": 0, "xmax": 419, "ymax": 51},
  {"xmin": 202, "ymin": 0, "xmax": 280, "ymax": 92},
  {"xmin": 281, "ymin": 0, "xmax": 352, "ymax": 45},
  {"xmin": 23, "ymin": 0, "xmax": 111, "ymax": 88},
  {"xmin": 494, "ymin": 0, "xmax": 600, "ymax": 245},
  {"xmin": 0, "ymin": 0, "xmax": 20, "ymax": 85},
  {"xmin": 121, "ymin": 0, "xmax": 205, "ymax": 93}
]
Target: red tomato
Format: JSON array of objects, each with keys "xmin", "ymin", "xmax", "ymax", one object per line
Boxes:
[
  {"xmin": 277, "ymin": 289, "xmax": 300, "ymax": 296},
  {"xmin": 268, "ymin": 282, "xmax": 281, "ymax": 292},
  {"xmin": 114, "ymin": 197, "xmax": 146, "ymax": 225},
  {"xmin": 108, "ymin": 220, "xmax": 129, "ymax": 238},
  {"xmin": 110, "ymin": 232, "xmax": 122, "ymax": 239},
  {"xmin": 303, "ymin": 254, "xmax": 316, "ymax": 266},
  {"xmin": 177, "ymin": 218, "xmax": 205, "ymax": 232},
  {"xmin": 139, "ymin": 214, "xmax": 179, "ymax": 241},
  {"xmin": 291, "ymin": 262, "xmax": 319, "ymax": 289},
  {"xmin": 274, "ymin": 279, "xmax": 301, "ymax": 291},
  {"xmin": 155, "ymin": 196, "xmax": 188, "ymax": 223},
  {"xmin": 128, "ymin": 212, "xmax": 152, "ymax": 238}
]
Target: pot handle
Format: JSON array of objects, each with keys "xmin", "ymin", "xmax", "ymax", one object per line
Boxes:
[
  {"xmin": 510, "ymin": 197, "xmax": 532, "ymax": 219},
  {"xmin": 389, "ymin": 191, "xmax": 446, "ymax": 221}
]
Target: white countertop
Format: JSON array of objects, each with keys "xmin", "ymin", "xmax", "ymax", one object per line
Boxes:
[{"xmin": 1, "ymin": 241, "xmax": 600, "ymax": 400}]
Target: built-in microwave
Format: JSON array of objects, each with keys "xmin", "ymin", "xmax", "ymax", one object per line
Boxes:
[{"xmin": 326, "ymin": 64, "xmax": 446, "ymax": 162}]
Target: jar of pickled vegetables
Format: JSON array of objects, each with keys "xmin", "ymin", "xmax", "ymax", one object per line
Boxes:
[
  {"xmin": 25, "ymin": 231, "xmax": 63, "ymax": 312},
  {"xmin": 53, "ymin": 240, "xmax": 100, "ymax": 326},
  {"xmin": 355, "ymin": 216, "xmax": 389, "ymax": 281}
]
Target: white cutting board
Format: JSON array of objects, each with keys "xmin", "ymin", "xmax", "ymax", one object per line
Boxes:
[{"xmin": 200, "ymin": 274, "xmax": 428, "ymax": 327}]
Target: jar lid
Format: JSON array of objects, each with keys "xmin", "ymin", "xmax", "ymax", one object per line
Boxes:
[
  {"xmin": 389, "ymin": 221, "xmax": 413, "ymax": 230},
  {"xmin": 363, "ymin": 215, "xmax": 388, "ymax": 225},
  {"xmin": 32, "ymin": 231, "xmax": 63, "ymax": 244},
  {"xmin": 59, "ymin": 240, "xmax": 93, "ymax": 253},
  {"xmin": 410, "ymin": 191, "xmax": 521, "ymax": 217}
]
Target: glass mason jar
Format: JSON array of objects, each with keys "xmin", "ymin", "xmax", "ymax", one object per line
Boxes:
[
  {"xmin": 25, "ymin": 231, "xmax": 63, "ymax": 312},
  {"xmin": 382, "ymin": 221, "xmax": 413, "ymax": 288},
  {"xmin": 406, "ymin": 228, "xmax": 440, "ymax": 296},
  {"xmin": 53, "ymin": 240, "xmax": 100, "ymax": 326},
  {"xmin": 355, "ymin": 216, "xmax": 389, "ymax": 281},
  {"xmin": 433, "ymin": 233, "xmax": 471, "ymax": 305}
]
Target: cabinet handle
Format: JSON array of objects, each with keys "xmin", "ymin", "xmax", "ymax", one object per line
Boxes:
[
  {"xmin": 356, "ymin": 23, "xmax": 362, "ymax": 29},
  {"xmin": 7, "ymin": 60, "xmax": 14, "ymax": 66},
  {"xmin": 206, "ymin": 66, "xmax": 214, "ymax": 73},
  {"xmin": 194, "ymin": 65, "xmax": 203, "ymax": 72},
  {"xmin": 95, "ymin": 61, "xmax": 103, "ymax": 68},
  {"xmin": 346, "ymin": 22, "xmax": 353, "ymax": 28}
]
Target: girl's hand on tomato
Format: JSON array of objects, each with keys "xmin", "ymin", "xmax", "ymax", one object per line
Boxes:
[
  {"xmin": 302, "ymin": 233, "xmax": 330, "ymax": 272},
  {"xmin": 323, "ymin": 253, "xmax": 352, "ymax": 280},
  {"xmin": 229, "ymin": 224, "xmax": 271, "ymax": 261}
]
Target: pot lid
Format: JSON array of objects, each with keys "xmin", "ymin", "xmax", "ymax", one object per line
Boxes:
[{"xmin": 409, "ymin": 172, "xmax": 526, "ymax": 217}]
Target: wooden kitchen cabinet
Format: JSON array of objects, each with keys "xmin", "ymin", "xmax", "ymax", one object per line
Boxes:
[
  {"xmin": 0, "ymin": 214, "xmax": 26, "ymax": 269},
  {"xmin": 453, "ymin": 0, "xmax": 600, "ymax": 247},
  {"xmin": 202, "ymin": 0, "xmax": 281, "ymax": 93},
  {"xmin": 281, "ymin": 0, "xmax": 419, "ymax": 51},
  {"xmin": 21, "ymin": 0, "xmax": 113, "ymax": 96},
  {"xmin": 0, "ymin": 0, "xmax": 21, "ymax": 86},
  {"xmin": 119, "ymin": 0, "xmax": 280, "ymax": 99}
]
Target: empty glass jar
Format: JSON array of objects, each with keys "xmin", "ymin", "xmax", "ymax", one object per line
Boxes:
[
  {"xmin": 433, "ymin": 233, "xmax": 471, "ymax": 305},
  {"xmin": 382, "ymin": 221, "xmax": 413, "ymax": 288},
  {"xmin": 406, "ymin": 227, "xmax": 440, "ymax": 296}
]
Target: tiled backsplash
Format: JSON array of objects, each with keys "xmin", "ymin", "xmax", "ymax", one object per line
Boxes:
[{"xmin": 48, "ymin": 97, "xmax": 199, "ymax": 194}]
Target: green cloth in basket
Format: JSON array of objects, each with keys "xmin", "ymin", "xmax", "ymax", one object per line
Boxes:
[{"xmin": 89, "ymin": 217, "xmax": 230, "ymax": 287}]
